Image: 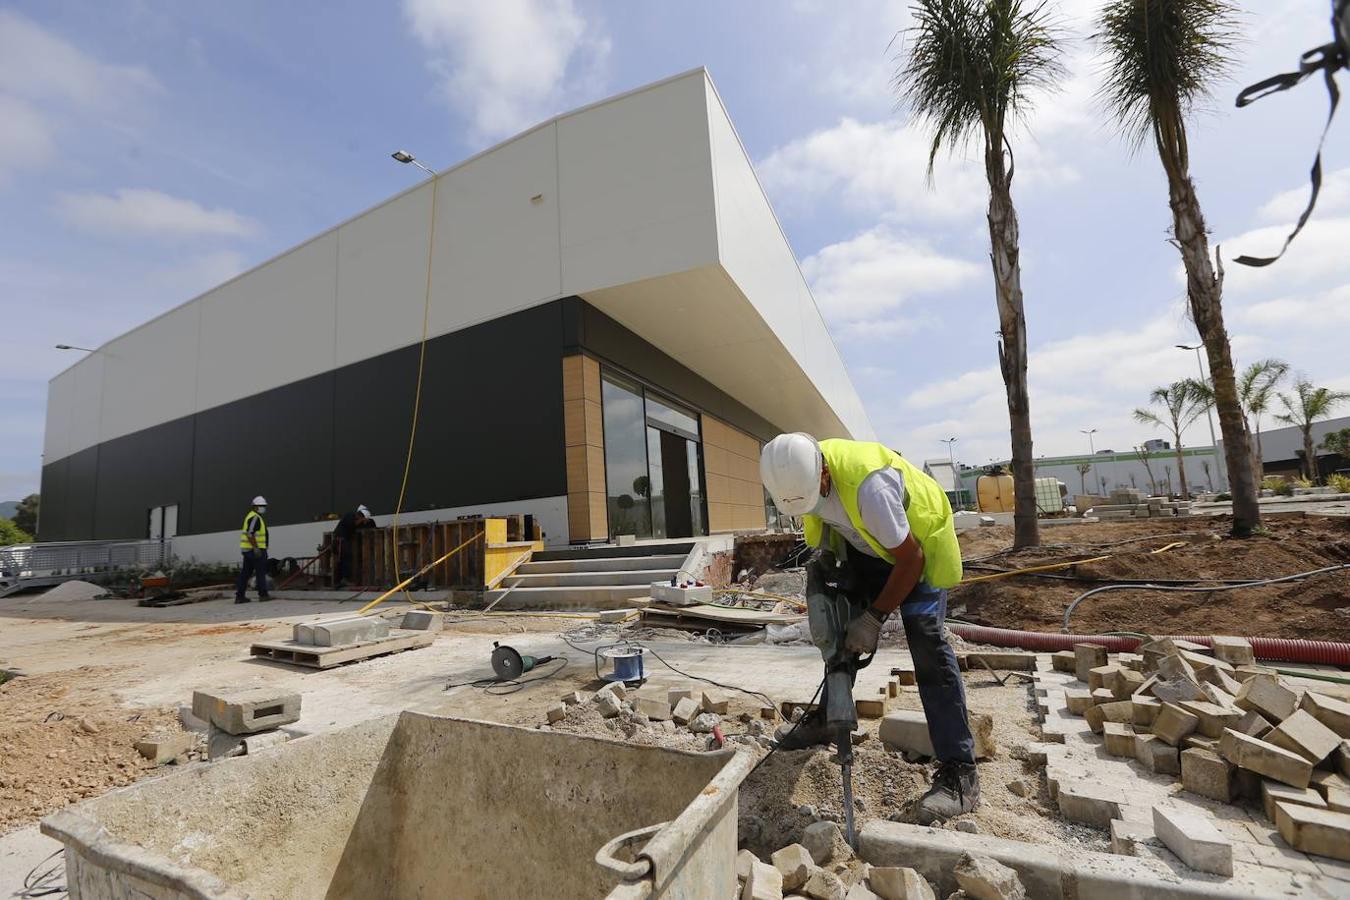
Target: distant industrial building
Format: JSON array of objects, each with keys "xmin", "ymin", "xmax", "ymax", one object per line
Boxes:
[
  {"xmin": 1219, "ymin": 415, "xmax": 1350, "ymax": 481},
  {"xmin": 957, "ymin": 446, "xmax": 1221, "ymax": 502}
]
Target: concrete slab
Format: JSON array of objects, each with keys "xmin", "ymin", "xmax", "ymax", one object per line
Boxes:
[{"xmin": 192, "ymin": 686, "xmax": 301, "ymax": 735}]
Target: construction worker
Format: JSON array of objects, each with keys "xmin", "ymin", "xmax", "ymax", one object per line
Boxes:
[
  {"xmin": 235, "ymin": 496, "xmax": 272, "ymax": 604},
  {"xmin": 331, "ymin": 504, "xmax": 373, "ymax": 588},
  {"xmin": 760, "ymin": 433, "xmax": 977, "ymax": 822}
]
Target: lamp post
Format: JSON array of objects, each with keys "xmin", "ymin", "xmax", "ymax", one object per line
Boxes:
[
  {"xmin": 54, "ymin": 344, "xmax": 95, "ymax": 352},
  {"xmin": 1176, "ymin": 343, "xmax": 1226, "ymax": 490},
  {"xmin": 941, "ymin": 437, "xmax": 959, "ymax": 507},
  {"xmin": 389, "ymin": 149, "xmax": 441, "ymax": 577}
]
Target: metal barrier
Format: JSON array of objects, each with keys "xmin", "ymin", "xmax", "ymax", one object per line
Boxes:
[{"xmin": 0, "ymin": 539, "xmax": 173, "ymax": 597}]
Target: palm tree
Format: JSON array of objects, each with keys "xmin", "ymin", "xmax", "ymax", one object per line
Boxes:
[
  {"xmin": 1189, "ymin": 358, "xmax": 1289, "ymax": 484},
  {"xmin": 896, "ymin": 0, "xmax": 1062, "ymax": 548},
  {"xmin": 1098, "ymin": 0, "xmax": 1261, "ymax": 535},
  {"xmin": 1275, "ymin": 378, "xmax": 1350, "ymax": 483},
  {"xmin": 1133, "ymin": 381, "xmax": 1208, "ymax": 498}
]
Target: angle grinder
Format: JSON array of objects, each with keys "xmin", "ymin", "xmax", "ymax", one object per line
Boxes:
[{"xmin": 490, "ymin": 642, "xmax": 557, "ymax": 681}]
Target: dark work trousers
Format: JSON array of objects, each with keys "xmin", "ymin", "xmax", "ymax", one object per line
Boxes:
[
  {"xmin": 334, "ymin": 538, "xmax": 352, "ymax": 585},
  {"xmin": 236, "ymin": 549, "xmax": 270, "ymax": 599},
  {"xmin": 850, "ymin": 553, "xmax": 975, "ymax": 764}
]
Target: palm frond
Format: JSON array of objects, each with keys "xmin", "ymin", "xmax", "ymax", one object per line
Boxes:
[
  {"xmin": 1095, "ymin": 0, "xmax": 1240, "ymax": 156},
  {"xmin": 1133, "ymin": 408, "xmax": 1164, "ymax": 428},
  {"xmin": 896, "ymin": 0, "xmax": 1065, "ymax": 175}
]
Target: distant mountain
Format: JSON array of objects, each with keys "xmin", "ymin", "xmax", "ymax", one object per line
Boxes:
[{"xmin": 0, "ymin": 501, "xmax": 17, "ymax": 520}]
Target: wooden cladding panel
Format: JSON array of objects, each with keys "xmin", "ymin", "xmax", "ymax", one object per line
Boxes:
[
  {"xmin": 702, "ymin": 412, "xmax": 765, "ymax": 533},
  {"xmin": 563, "ymin": 355, "xmax": 607, "ymax": 541}
]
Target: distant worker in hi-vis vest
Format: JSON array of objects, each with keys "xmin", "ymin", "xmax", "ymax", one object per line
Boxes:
[
  {"xmin": 235, "ymin": 496, "xmax": 273, "ymax": 604},
  {"xmin": 760, "ymin": 434, "xmax": 978, "ymax": 822}
]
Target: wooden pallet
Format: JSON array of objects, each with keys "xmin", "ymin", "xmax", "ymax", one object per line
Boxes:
[{"xmin": 249, "ymin": 631, "xmax": 434, "ymax": 669}]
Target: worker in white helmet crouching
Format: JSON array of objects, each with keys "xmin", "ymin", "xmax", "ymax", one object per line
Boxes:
[{"xmin": 235, "ymin": 495, "xmax": 272, "ymax": 604}]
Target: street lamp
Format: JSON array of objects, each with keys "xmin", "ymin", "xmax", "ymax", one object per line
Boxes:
[
  {"xmin": 55, "ymin": 344, "xmax": 94, "ymax": 352},
  {"xmin": 1176, "ymin": 343, "xmax": 1225, "ymax": 491},
  {"xmin": 391, "ymin": 149, "xmax": 437, "ymax": 177},
  {"xmin": 941, "ymin": 437, "xmax": 959, "ymax": 507}
]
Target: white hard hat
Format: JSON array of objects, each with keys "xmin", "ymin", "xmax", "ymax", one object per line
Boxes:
[
  {"xmin": 252, "ymin": 495, "xmax": 268, "ymax": 506},
  {"xmin": 357, "ymin": 505, "xmax": 371, "ymax": 517},
  {"xmin": 760, "ymin": 433, "xmax": 823, "ymax": 517}
]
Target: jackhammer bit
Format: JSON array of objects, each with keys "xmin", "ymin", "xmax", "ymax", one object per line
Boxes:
[{"xmin": 825, "ymin": 665, "xmax": 861, "ymax": 850}]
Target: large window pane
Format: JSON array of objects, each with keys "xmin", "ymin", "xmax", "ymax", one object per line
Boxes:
[
  {"xmin": 687, "ymin": 441, "xmax": 706, "ymax": 536},
  {"xmin": 646, "ymin": 427, "xmax": 666, "ymax": 539},
  {"xmin": 601, "ymin": 374, "xmax": 651, "ymax": 538}
]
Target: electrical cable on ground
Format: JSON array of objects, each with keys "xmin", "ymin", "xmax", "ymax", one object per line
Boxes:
[
  {"xmin": 17, "ymin": 849, "xmax": 65, "ymax": 898},
  {"xmin": 747, "ymin": 674, "xmax": 826, "ymax": 778},
  {"xmin": 444, "ymin": 655, "xmax": 569, "ymax": 696},
  {"xmin": 1061, "ymin": 563, "xmax": 1350, "ymax": 632}
]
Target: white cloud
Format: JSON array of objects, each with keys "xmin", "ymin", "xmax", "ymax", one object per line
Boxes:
[
  {"xmin": 402, "ymin": 0, "xmax": 609, "ymax": 140},
  {"xmin": 0, "ymin": 11, "xmax": 160, "ymax": 185},
  {"xmin": 759, "ymin": 117, "xmax": 1078, "ymax": 226},
  {"xmin": 1221, "ymin": 216, "xmax": 1350, "ymax": 296},
  {"xmin": 802, "ymin": 226, "xmax": 981, "ymax": 326},
  {"xmin": 55, "ymin": 189, "xmax": 259, "ymax": 239},
  {"xmin": 1257, "ymin": 168, "xmax": 1350, "ymax": 224}
]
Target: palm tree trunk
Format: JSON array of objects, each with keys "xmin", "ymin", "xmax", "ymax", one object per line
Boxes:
[
  {"xmin": 986, "ymin": 143, "xmax": 1038, "ymax": 549},
  {"xmin": 1303, "ymin": 428, "xmax": 1316, "ymax": 483},
  {"xmin": 1252, "ymin": 420, "xmax": 1264, "ymax": 488},
  {"xmin": 1166, "ymin": 173, "xmax": 1260, "ymax": 535},
  {"xmin": 1172, "ymin": 441, "xmax": 1189, "ymax": 499}
]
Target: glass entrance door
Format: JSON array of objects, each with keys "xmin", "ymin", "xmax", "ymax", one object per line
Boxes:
[{"xmin": 600, "ymin": 371, "xmax": 707, "ymax": 540}]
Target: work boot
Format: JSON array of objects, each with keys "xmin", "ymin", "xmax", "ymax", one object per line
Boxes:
[
  {"xmin": 917, "ymin": 760, "xmax": 980, "ymax": 824},
  {"xmin": 234, "ymin": 596, "xmax": 249, "ymax": 604},
  {"xmin": 257, "ymin": 595, "xmax": 273, "ymax": 602},
  {"xmin": 773, "ymin": 711, "xmax": 835, "ymax": 750}
]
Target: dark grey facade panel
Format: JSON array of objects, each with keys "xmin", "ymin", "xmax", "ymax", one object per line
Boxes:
[
  {"xmin": 562, "ymin": 298, "xmax": 781, "ymax": 442},
  {"xmin": 37, "ymin": 297, "xmax": 781, "ymax": 541},
  {"xmin": 93, "ymin": 416, "xmax": 195, "ymax": 540}
]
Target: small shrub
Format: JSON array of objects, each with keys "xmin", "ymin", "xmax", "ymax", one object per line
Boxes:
[
  {"xmin": 0, "ymin": 518, "xmax": 31, "ymax": 547},
  {"xmin": 1328, "ymin": 473, "xmax": 1350, "ymax": 493},
  {"xmin": 1292, "ymin": 477, "xmax": 1314, "ymax": 489},
  {"xmin": 1261, "ymin": 476, "xmax": 1284, "ymax": 491},
  {"xmin": 1215, "ymin": 492, "xmax": 1231, "ymax": 501},
  {"xmin": 1273, "ymin": 480, "xmax": 1294, "ymax": 497}
]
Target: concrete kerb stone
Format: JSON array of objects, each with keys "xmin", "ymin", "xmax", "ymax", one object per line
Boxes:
[
  {"xmin": 1264, "ymin": 709, "xmax": 1342, "ymax": 764},
  {"xmin": 1152, "ymin": 806, "xmax": 1233, "ymax": 876},
  {"xmin": 1274, "ymin": 802, "xmax": 1350, "ymax": 861},
  {"xmin": 1300, "ymin": 691, "xmax": 1350, "ymax": 739},
  {"xmin": 1234, "ymin": 674, "xmax": 1299, "ymax": 723},
  {"xmin": 134, "ymin": 731, "xmax": 194, "ymax": 764},
  {"xmin": 1180, "ymin": 748, "xmax": 1235, "ymax": 802},
  {"xmin": 1210, "ymin": 636, "xmax": 1255, "ymax": 667},
  {"xmin": 858, "ymin": 819, "xmax": 1284, "ymax": 899},
  {"xmin": 952, "ymin": 853, "xmax": 1026, "ymax": 900},
  {"xmin": 1260, "ymin": 779, "xmax": 1327, "ymax": 822},
  {"xmin": 1074, "ymin": 643, "xmax": 1109, "ymax": 684},
  {"xmin": 879, "ymin": 710, "xmax": 995, "ymax": 759},
  {"xmin": 191, "ymin": 686, "xmax": 301, "ymax": 736},
  {"xmin": 867, "ymin": 866, "xmax": 935, "ymax": 900},
  {"xmin": 771, "ymin": 844, "xmax": 813, "ymax": 892},
  {"xmin": 399, "ymin": 610, "xmax": 442, "ymax": 631},
  {"xmin": 308, "ymin": 616, "xmax": 391, "ymax": 647},
  {"xmin": 1218, "ymin": 729, "xmax": 1313, "ymax": 788},
  {"xmin": 743, "ymin": 856, "xmax": 784, "ymax": 900}
]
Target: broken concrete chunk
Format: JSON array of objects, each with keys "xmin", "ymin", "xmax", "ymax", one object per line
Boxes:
[
  {"xmin": 1152, "ymin": 806, "xmax": 1233, "ymax": 876},
  {"xmin": 701, "ymin": 689, "xmax": 730, "ymax": 715},
  {"xmin": 856, "ymin": 698, "xmax": 889, "ymax": 719},
  {"xmin": 844, "ymin": 882, "xmax": 879, "ymax": 900},
  {"xmin": 1177, "ymin": 700, "xmax": 1241, "ymax": 739},
  {"xmin": 802, "ymin": 867, "xmax": 847, "ymax": 900},
  {"xmin": 206, "ymin": 727, "xmax": 246, "ymax": 760},
  {"xmin": 1134, "ymin": 734, "xmax": 1180, "ymax": 775},
  {"xmin": 1050, "ymin": 650, "xmax": 1076, "ymax": 673},
  {"xmin": 1083, "ymin": 700, "xmax": 1133, "ymax": 735},
  {"xmin": 1265, "ymin": 709, "xmax": 1342, "ymax": 764},
  {"xmin": 598, "ymin": 681, "xmax": 627, "ymax": 702},
  {"xmin": 802, "ymin": 821, "xmax": 850, "ymax": 867},
  {"xmin": 1180, "ymin": 748, "xmax": 1235, "ymax": 802},
  {"xmin": 192, "ymin": 686, "xmax": 300, "ymax": 736},
  {"xmin": 594, "ymin": 691, "xmax": 623, "ymax": 718},
  {"xmin": 545, "ymin": 705, "xmax": 566, "ymax": 724},
  {"xmin": 1064, "ymin": 687, "xmax": 1093, "ymax": 716},
  {"xmin": 1274, "ymin": 801, "xmax": 1350, "ymax": 861},
  {"xmin": 135, "ymin": 731, "xmax": 193, "ymax": 764},
  {"xmin": 952, "ymin": 853, "xmax": 1026, "ymax": 900},
  {"xmin": 1233, "ymin": 709, "xmax": 1272, "ymax": 739},
  {"xmin": 634, "ymin": 697, "xmax": 671, "ymax": 721},
  {"xmin": 1088, "ymin": 664, "xmax": 1120, "ymax": 692},
  {"xmin": 399, "ymin": 610, "xmax": 441, "ymax": 631},
  {"xmin": 1090, "ymin": 688, "xmax": 1116, "ymax": 706},
  {"xmin": 1131, "ymin": 696, "xmax": 1161, "ymax": 728},
  {"xmin": 1073, "ymin": 643, "xmax": 1108, "ymax": 683},
  {"xmin": 1155, "ymin": 654, "xmax": 1197, "ymax": 684},
  {"xmin": 1150, "ymin": 676, "xmax": 1203, "ymax": 706},
  {"xmin": 672, "ymin": 697, "xmax": 700, "ymax": 725},
  {"xmin": 1218, "ymin": 729, "xmax": 1312, "ymax": 788},
  {"xmin": 878, "ymin": 710, "xmax": 994, "ymax": 759},
  {"xmin": 560, "ymin": 691, "xmax": 585, "ymax": 706},
  {"xmin": 1261, "ymin": 778, "xmax": 1327, "ymax": 822},
  {"xmin": 1234, "ymin": 673, "xmax": 1299, "ymax": 722},
  {"xmin": 689, "ymin": 712, "xmax": 720, "ymax": 734},
  {"xmin": 1301, "ymin": 691, "xmax": 1350, "ymax": 739},
  {"xmin": 737, "ymin": 849, "xmax": 758, "ymax": 881},
  {"xmin": 743, "ymin": 857, "xmax": 785, "ymax": 900},
  {"xmin": 1102, "ymin": 721, "xmax": 1135, "ymax": 758},
  {"xmin": 1210, "ymin": 636, "xmax": 1255, "ymax": 666},
  {"xmin": 1151, "ymin": 703, "xmax": 1199, "ymax": 747},
  {"xmin": 867, "ymin": 867, "xmax": 935, "ymax": 900},
  {"xmin": 771, "ymin": 844, "xmax": 814, "ymax": 891},
  {"xmin": 668, "ymin": 687, "xmax": 695, "ymax": 707}
]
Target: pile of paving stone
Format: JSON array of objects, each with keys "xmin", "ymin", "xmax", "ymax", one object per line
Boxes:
[
  {"xmin": 1046, "ymin": 636, "xmax": 1349, "ymax": 873},
  {"xmin": 737, "ymin": 818, "xmax": 1028, "ymax": 899},
  {"xmin": 1089, "ymin": 489, "xmax": 1193, "ymax": 520},
  {"xmin": 541, "ymin": 681, "xmax": 776, "ymax": 751}
]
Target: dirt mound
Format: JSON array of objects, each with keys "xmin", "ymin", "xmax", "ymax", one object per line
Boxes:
[
  {"xmin": 953, "ymin": 516, "xmax": 1350, "ymax": 640},
  {"xmin": 0, "ymin": 667, "xmax": 187, "ymax": 834}
]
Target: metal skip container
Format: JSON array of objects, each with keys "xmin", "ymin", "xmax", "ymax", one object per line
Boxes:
[{"xmin": 41, "ymin": 711, "xmax": 755, "ymax": 899}]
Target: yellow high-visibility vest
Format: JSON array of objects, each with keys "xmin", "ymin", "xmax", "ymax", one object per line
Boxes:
[
  {"xmin": 803, "ymin": 439, "xmax": 963, "ymax": 588},
  {"xmin": 240, "ymin": 510, "xmax": 268, "ymax": 551}
]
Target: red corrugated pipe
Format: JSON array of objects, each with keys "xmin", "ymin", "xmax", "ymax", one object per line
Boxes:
[{"xmin": 945, "ymin": 622, "xmax": 1350, "ymax": 666}]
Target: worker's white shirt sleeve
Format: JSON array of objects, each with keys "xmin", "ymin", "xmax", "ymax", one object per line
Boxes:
[{"xmin": 856, "ymin": 469, "xmax": 911, "ymax": 550}]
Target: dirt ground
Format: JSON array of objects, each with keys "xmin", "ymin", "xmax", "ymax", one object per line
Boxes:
[{"xmin": 952, "ymin": 514, "xmax": 1350, "ymax": 640}]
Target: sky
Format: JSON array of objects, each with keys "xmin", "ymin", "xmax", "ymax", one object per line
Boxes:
[{"xmin": 2, "ymin": 0, "xmax": 1348, "ymax": 501}]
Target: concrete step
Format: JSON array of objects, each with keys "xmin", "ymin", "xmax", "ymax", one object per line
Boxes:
[
  {"xmin": 530, "ymin": 542, "xmax": 695, "ymax": 563},
  {"xmin": 516, "ymin": 554, "xmax": 688, "ymax": 575},
  {"xmin": 502, "ymin": 569, "xmax": 679, "ymax": 588},
  {"xmin": 482, "ymin": 585, "xmax": 655, "ymax": 611}
]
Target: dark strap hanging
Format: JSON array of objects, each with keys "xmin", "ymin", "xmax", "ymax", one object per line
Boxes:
[{"xmin": 1233, "ymin": 2, "xmax": 1348, "ymax": 267}]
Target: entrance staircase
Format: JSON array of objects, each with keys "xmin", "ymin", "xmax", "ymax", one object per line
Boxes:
[{"xmin": 483, "ymin": 542, "xmax": 695, "ymax": 610}]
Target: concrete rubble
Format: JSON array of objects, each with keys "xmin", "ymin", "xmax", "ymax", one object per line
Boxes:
[{"xmin": 1031, "ymin": 634, "xmax": 1350, "ymax": 892}]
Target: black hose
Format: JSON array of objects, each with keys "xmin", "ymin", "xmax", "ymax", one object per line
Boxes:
[
  {"xmin": 1061, "ymin": 563, "xmax": 1350, "ymax": 632},
  {"xmin": 962, "ymin": 564, "xmax": 1273, "ymax": 587}
]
